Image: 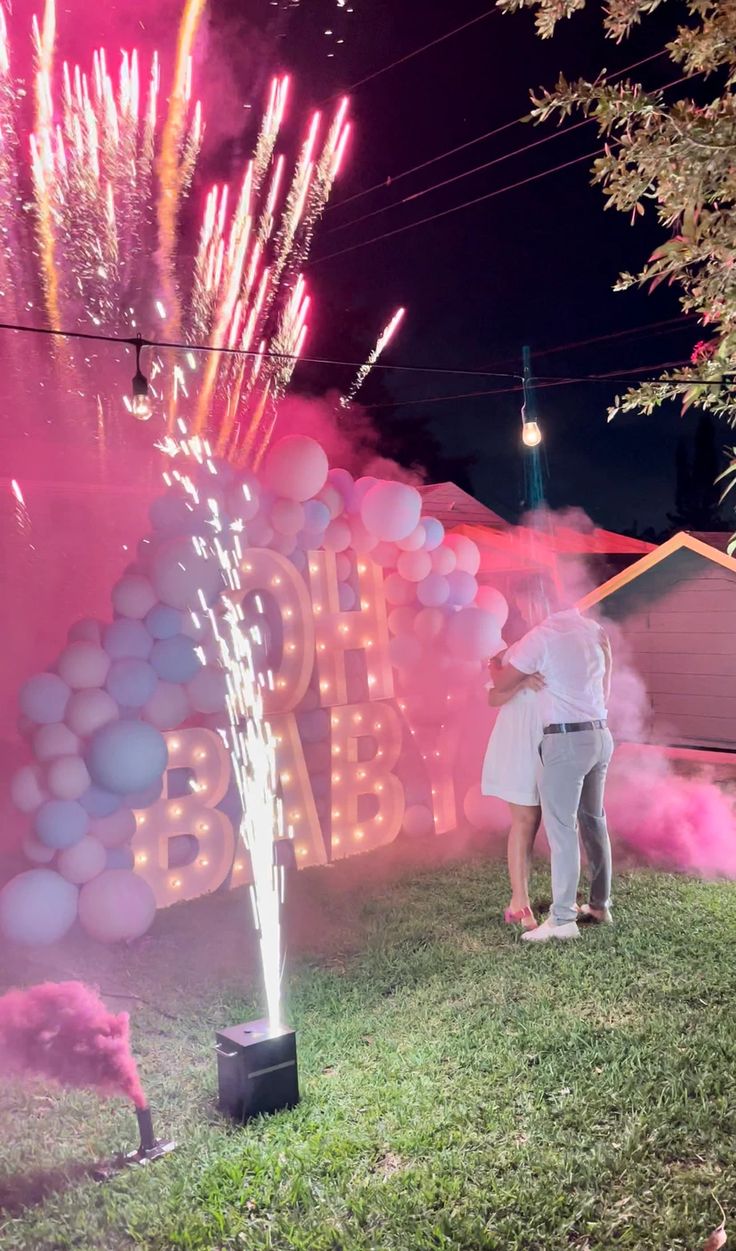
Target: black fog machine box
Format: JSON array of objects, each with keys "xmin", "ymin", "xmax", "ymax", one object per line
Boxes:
[{"xmin": 215, "ymin": 1018, "xmax": 299, "ymax": 1122}]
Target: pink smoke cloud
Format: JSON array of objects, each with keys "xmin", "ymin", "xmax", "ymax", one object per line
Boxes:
[{"xmin": 0, "ymin": 981, "xmax": 147, "ymax": 1107}]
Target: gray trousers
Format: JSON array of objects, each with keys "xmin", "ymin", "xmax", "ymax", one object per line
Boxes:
[{"xmin": 538, "ymin": 728, "xmax": 614, "ymax": 925}]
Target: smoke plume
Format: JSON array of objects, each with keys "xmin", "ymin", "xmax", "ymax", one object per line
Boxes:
[{"xmin": 0, "ymin": 981, "xmax": 147, "ymax": 1107}]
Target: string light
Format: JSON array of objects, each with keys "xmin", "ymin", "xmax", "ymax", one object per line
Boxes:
[{"xmin": 131, "ymin": 336, "xmax": 152, "ymax": 421}]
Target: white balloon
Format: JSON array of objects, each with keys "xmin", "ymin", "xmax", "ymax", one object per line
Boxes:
[
  {"xmin": 361, "ymin": 481, "xmax": 421, "ymax": 542},
  {"xmin": 444, "ymin": 533, "xmax": 481, "ymax": 576},
  {"xmin": 262, "ymin": 435, "xmax": 329, "ymax": 502},
  {"xmin": 143, "ymin": 680, "xmax": 190, "ymax": 731},
  {"xmin": 397, "ymin": 549, "xmax": 432, "ymax": 583},
  {"xmin": 475, "ymin": 585, "xmax": 509, "ymax": 628},
  {"xmin": 271, "ymin": 497, "xmax": 305, "ymax": 535},
  {"xmin": 397, "ymin": 524, "xmax": 426, "ymax": 552},
  {"xmin": 431, "ymin": 546, "xmax": 457, "ymax": 575}
]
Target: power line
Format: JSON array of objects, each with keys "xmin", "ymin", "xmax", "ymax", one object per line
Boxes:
[
  {"xmin": 323, "ymin": 61, "xmax": 697, "ymax": 242},
  {"xmin": 363, "ymin": 358, "xmax": 700, "ymax": 410},
  {"xmin": 326, "ymin": 49, "xmax": 666, "ymax": 216},
  {"xmin": 477, "ymin": 314, "xmax": 696, "ymax": 373},
  {"xmin": 310, "ymin": 149, "xmax": 604, "ymax": 266},
  {"xmin": 321, "ymin": 9, "xmax": 495, "ymax": 102},
  {"xmin": 323, "ymin": 118, "xmax": 591, "ymax": 237},
  {"xmin": 0, "ymin": 321, "xmax": 728, "ymax": 389}
]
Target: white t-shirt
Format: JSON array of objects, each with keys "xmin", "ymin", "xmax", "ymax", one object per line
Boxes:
[{"xmin": 505, "ymin": 609, "xmax": 608, "ymax": 725}]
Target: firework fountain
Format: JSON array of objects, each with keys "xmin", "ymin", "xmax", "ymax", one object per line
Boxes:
[{"xmin": 0, "ymin": 0, "xmax": 395, "ymax": 461}]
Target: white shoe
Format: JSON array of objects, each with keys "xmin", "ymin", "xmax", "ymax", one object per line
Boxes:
[
  {"xmin": 521, "ymin": 917, "xmax": 580, "ymax": 943},
  {"xmin": 577, "ymin": 904, "xmax": 613, "ymax": 925}
]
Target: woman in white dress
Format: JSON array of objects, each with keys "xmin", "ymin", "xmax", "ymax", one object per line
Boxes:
[{"xmin": 481, "ymin": 579, "xmax": 547, "ymax": 931}]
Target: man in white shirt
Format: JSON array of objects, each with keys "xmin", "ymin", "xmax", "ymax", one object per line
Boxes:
[{"xmin": 492, "ymin": 602, "xmax": 613, "ymax": 943}]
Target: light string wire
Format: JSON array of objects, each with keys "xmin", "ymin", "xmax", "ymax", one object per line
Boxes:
[{"xmin": 0, "ymin": 320, "xmax": 732, "ymax": 388}]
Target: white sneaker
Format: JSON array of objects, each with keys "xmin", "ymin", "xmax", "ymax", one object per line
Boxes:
[
  {"xmin": 521, "ymin": 917, "xmax": 580, "ymax": 943},
  {"xmin": 577, "ymin": 904, "xmax": 613, "ymax": 925}
]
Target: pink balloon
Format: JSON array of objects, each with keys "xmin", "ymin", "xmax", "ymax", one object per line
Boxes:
[
  {"xmin": 464, "ymin": 785, "xmax": 509, "ymax": 833},
  {"xmin": 444, "ymin": 533, "xmax": 481, "ymax": 576},
  {"xmin": 372, "ymin": 541, "xmax": 399, "ymax": 568},
  {"xmin": 349, "ymin": 516, "xmax": 379, "ymax": 553},
  {"xmin": 22, "ymin": 833, "xmax": 56, "ymax": 864},
  {"xmin": 34, "ymin": 722, "xmax": 80, "ymax": 762},
  {"xmin": 90, "ymin": 808, "xmax": 137, "ymax": 849},
  {"xmin": 66, "ymin": 688, "xmax": 119, "ymax": 738},
  {"xmin": 447, "ymin": 607, "xmax": 503, "ymax": 661},
  {"xmin": 57, "ymin": 642, "xmax": 111, "ymax": 690},
  {"xmin": 397, "ymin": 549, "xmax": 432, "ymax": 583},
  {"xmin": 46, "ymin": 755, "xmax": 91, "ymax": 801},
  {"xmin": 388, "ymin": 605, "xmax": 417, "ymax": 636},
  {"xmin": 384, "ymin": 572, "xmax": 416, "ymax": 606},
  {"xmin": 389, "ymin": 635, "xmax": 422, "ymax": 671},
  {"xmin": 414, "ymin": 607, "xmax": 446, "ymax": 644},
  {"xmin": 143, "ymin": 681, "xmax": 190, "ymax": 730},
  {"xmin": 262, "ymin": 436, "xmax": 329, "ymax": 501},
  {"xmin": 361, "ymin": 481, "xmax": 422, "ymax": 542},
  {"xmin": 351, "ymin": 476, "xmax": 380, "ymax": 513},
  {"xmin": 11, "ymin": 765, "xmax": 46, "ymax": 813},
  {"xmin": 271, "ymin": 497, "xmax": 305, "ymax": 535},
  {"xmin": 475, "ymin": 585, "xmax": 509, "ymax": 628},
  {"xmin": 112, "ymin": 574, "xmax": 157, "ymax": 620},
  {"xmin": 227, "ymin": 477, "xmax": 261, "ymax": 522},
  {"xmin": 417, "ymin": 573, "xmax": 450, "ymax": 608},
  {"xmin": 316, "ymin": 483, "xmax": 345, "ymax": 519},
  {"xmin": 431, "ymin": 546, "xmax": 457, "ymax": 575},
  {"xmin": 397, "ymin": 524, "xmax": 426, "ymax": 552},
  {"xmin": 326, "ymin": 467, "xmax": 355, "ymax": 508},
  {"xmin": 324, "ymin": 518, "xmax": 352, "ymax": 552},
  {"xmin": 78, "ymin": 870, "xmax": 156, "ymax": 943},
  {"xmin": 57, "ymin": 835, "xmax": 107, "ymax": 884},
  {"xmin": 335, "ymin": 553, "xmax": 352, "ymax": 581}
]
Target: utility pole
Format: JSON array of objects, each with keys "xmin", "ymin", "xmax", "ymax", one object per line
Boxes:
[{"xmin": 521, "ymin": 344, "xmax": 544, "ymax": 512}]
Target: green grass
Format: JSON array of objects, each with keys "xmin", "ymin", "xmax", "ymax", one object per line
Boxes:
[{"xmin": 1, "ymin": 841, "xmax": 735, "ymax": 1251}]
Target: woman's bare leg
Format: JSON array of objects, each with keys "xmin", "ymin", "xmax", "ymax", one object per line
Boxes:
[{"xmin": 507, "ymin": 802, "xmax": 541, "ymax": 914}]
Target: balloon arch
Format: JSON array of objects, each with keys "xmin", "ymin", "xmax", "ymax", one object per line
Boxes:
[{"xmin": 1, "ymin": 436, "xmax": 510, "ymax": 946}]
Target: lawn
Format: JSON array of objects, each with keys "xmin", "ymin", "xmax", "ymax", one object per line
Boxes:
[{"xmin": 0, "ymin": 837, "xmax": 734, "ymax": 1251}]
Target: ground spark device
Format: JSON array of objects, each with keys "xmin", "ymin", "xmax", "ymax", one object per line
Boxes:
[{"xmin": 215, "ymin": 1018, "xmax": 299, "ymax": 1122}]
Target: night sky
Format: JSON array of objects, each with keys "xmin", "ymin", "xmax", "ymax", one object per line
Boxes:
[{"xmin": 218, "ymin": 0, "xmax": 712, "ymax": 535}]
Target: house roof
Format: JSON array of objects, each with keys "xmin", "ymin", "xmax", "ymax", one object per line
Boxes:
[
  {"xmin": 686, "ymin": 530, "xmax": 734, "ymax": 554},
  {"xmin": 448, "ymin": 521, "xmax": 655, "ymax": 578},
  {"xmin": 577, "ymin": 531, "xmax": 736, "ymax": 611},
  {"xmin": 419, "ymin": 483, "xmax": 507, "ymax": 531}
]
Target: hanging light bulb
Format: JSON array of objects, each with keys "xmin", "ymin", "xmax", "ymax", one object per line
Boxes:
[
  {"xmin": 131, "ymin": 336, "xmax": 153, "ymax": 421},
  {"xmin": 522, "ymin": 420, "xmax": 542, "ymax": 448}
]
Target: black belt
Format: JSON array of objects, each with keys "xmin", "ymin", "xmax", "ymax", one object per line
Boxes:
[{"xmin": 543, "ymin": 720, "xmax": 607, "ymax": 735}]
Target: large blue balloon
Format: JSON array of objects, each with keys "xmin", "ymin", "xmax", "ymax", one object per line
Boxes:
[
  {"xmin": 34, "ymin": 799, "xmax": 89, "ymax": 849},
  {"xmin": 87, "ymin": 720, "xmax": 168, "ymax": 795},
  {"xmin": 0, "ymin": 869, "xmax": 78, "ymax": 945},
  {"xmin": 103, "ymin": 618, "xmax": 153, "ymax": 660},
  {"xmin": 19, "ymin": 673, "xmax": 71, "ymax": 725},
  {"xmin": 145, "ymin": 603, "xmax": 183, "ymax": 640},
  {"xmin": 106, "ymin": 658, "xmax": 157, "ymax": 708},
  {"xmin": 149, "ymin": 493, "xmax": 197, "ymax": 534},
  {"xmin": 80, "ymin": 784, "xmax": 121, "ymax": 818},
  {"xmin": 124, "ymin": 778, "xmax": 163, "ymax": 808},
  {"xmin": 151, "ymin": 634, "xmax": 203, "ymax": 683}
]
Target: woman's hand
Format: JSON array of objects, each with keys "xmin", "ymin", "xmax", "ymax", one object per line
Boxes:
[{"xmin": 523, "ymin": 672, "xmax": 545, "ymax": 692}]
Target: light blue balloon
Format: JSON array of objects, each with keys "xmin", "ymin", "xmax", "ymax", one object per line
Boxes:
[
  {"xmin": 19, "ymin": 673, "xmax": 71, "ymax": 725},
  {"xmin": 145, "ymin": 603, "xmax": 183, "ymax": 640},
  {"xmin": 105, "ymin": 847, "xmax": 134, "ymax": 870},
  {"xmin": 80, "ymin": 785, "xmax": 121, "ymax": 818},
  {"xmin": 0, "ymin": 869, "xmax": 78, "ymax": 945},
  {"xmin": 151, "ymin": 634, "xmax": 202, "ymax": 683},
  {"xmin": 103, "ymin": 618, "xmax": 153, "ymax": 660},
  {"xmin": 106, "ymin": 658, "xmax": 157, "ymax": 708},
  {"xmin": 87, "ymin": 720, "xmax": 168, "ymax": 796},
  {"xmin": 125, "ymin": 778, "xmax": 163, "ymax": 808},
  {"xmin": 35, "ymin": 799, "xmax": 89, "ymax": 849},
  {"xmin": 303, "ymin": 499, "xmax": 331, "ymax": 532}
]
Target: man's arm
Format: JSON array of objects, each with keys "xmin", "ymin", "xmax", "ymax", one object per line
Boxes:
[{"xmin": 601, "ymin": 629, "xmax": 612, "ymax": 702}]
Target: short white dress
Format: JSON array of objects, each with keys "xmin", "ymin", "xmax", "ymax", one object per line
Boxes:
[{"xmin": 481, "ymin": 685, "xmax": 544, "ymax": 807}]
